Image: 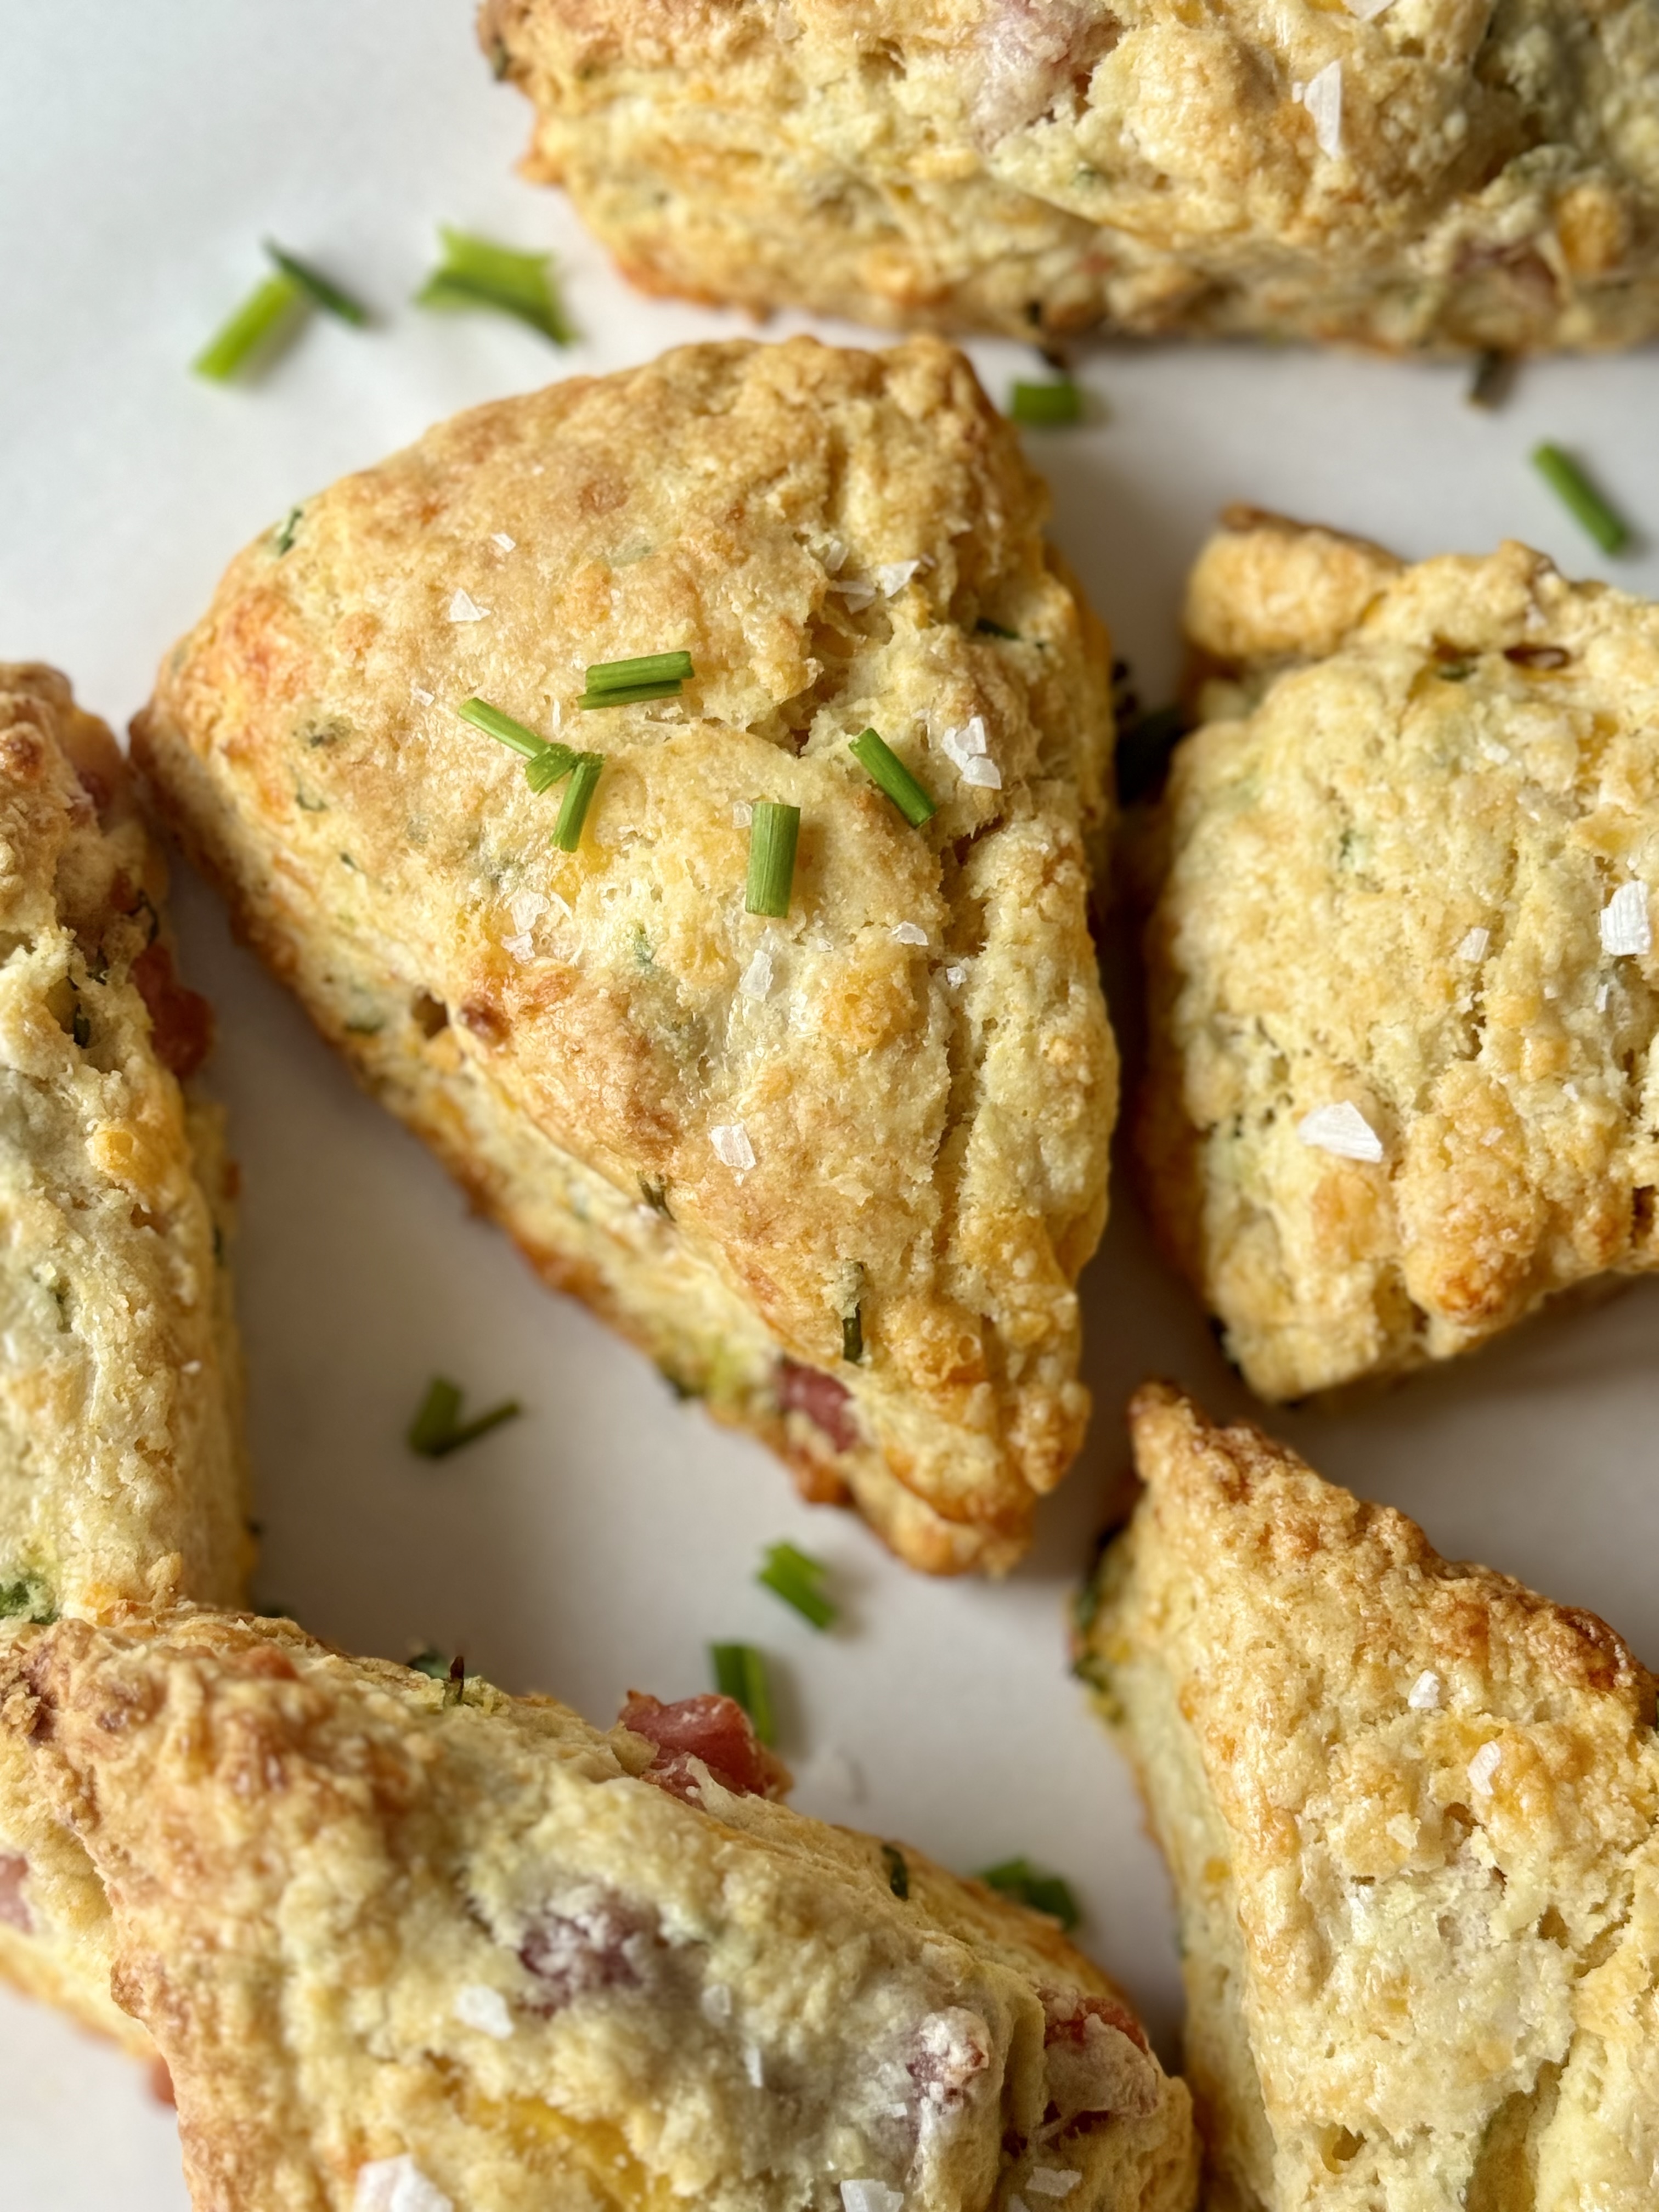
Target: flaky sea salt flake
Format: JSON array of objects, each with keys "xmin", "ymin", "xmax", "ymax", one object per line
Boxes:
[
  {"xmin": 1301, "ymin": 60, "xmax": 1342, "ymax": 159},
  {"xmin": 490, "ymin": 532, "xmax": 516, "ymax": 552},
  {"xmin": 1407, "ymin": 1670, "xmax": 1442, "ymax": 1711},
  {"xmin": 891, "ymin": 922, "xmax": 928, "ymax": 946},
  {"xmin": 744, "ymin": 2044, "xmax": 765, "ymax": 2087},
  {"xmin": 874, "ymin": 559, "xmax": 921, "ymax": 597},
  {"xmin": 410, "ymin": 682, "xmax": 435, "ymax": 706},
  {"xmin": 740, "ymin": 949, "xmax": 774, "ymax": 1001},
  {"xmin": 961, "ymin": 754, "xmax": 1002, "ymax": 789},
  {"xmin": 1456, "ymin": 927, "xmax": 1489, "ymax": 962},
  {"xmin": 1298, "ymin": 1102, "xmax": 1384, "ymax": 1164},
  {"xmin": 1342, "ymin": 0, "xmax": 1396, "ymax": 18},
  {"xmin": 733, "ymin": 800, "xmax": 754, "ymax": 827},
  {"xmin": 841, "ymin": 2186, "xmax": 904, "ymax": 2212},
  {"xmin": 454, "ymin": 1984, "xmax": 514, "ymax": 2039},
  {"xmin": 701, "ymin": 1982, "xmax": 733, "ymax": 2022},
  {"xmin": 1469, "ymin": 1740, "xmax": 1502, "ymax": 1797},
  {"xmin": 447, "ymin": 589, "xmax": 488, "ymax": 624},
  {"xmin": 1028, "ymin": 2171, "xmax": 1082, "ymax": 2199},
  {"xmin": 1600, "ymin": 881, "xmax": 1651, "ymax": 957},
  {"xmin": 711, "ymin": 1122, "xmax": 757, "ymax": 1172},
  {"xmin": 354, "ymin": 2156, "xmax": 455, "ymax": 2212}
]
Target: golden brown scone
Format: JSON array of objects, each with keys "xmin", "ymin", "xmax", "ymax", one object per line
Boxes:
[
  {"xmin": 133, "ymin": 336, "xmax": 1118, "ymax": 1575},
  {"xmin": 1076, "ymin": 1383, "xmax": 1659, "ymax": 2212},
  {"xmin": 2, "ymin": 1605, "xmax": 1198, "ymax": 2212},
  {"xmin": 0, "ymin": 665, "xmax": 250, "ymax": 2052},
  {"xmin": 481, "ymin": 0, "xmax": 1659, "ymax": 353},
  {"xmin": 1138, "ymin": 521, "xmax": 1659, "ymax": 1401}
]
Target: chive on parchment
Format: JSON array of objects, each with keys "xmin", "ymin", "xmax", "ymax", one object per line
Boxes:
[
  {"xmin": 710, "ymin": 1642, "xmax": 775, "ymax": 1743},
  {"xmin": 416, "ymin": 227, "xmax": 573, "ymax": 345},
  {"xmin": 1532, "ymin": 443, "xmax": 1631, "ymax": 556}
]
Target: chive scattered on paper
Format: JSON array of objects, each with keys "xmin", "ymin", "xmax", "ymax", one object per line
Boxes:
[
  {"xmin": 757, "ymin": 1541, "xmax": 837, "ymax": 1631},
  {"xmin": 274, "ymin": 506, "xmax": 303, "ymax": 555},
  {"xmin": 975, "ymin": 618, "xmax": 1020, "ymax": 640},
  {"xmin": 264, "ymin": 241, "xmax": 370, "ymax": 325},
  {"xmin": 848, "ymin": 729, "xmax": 937, "ymax": 827},
  {"xmin": 710, "ymin": 1642, "xmax": 775, "ymax": 1743},
  {"xmin": 407, "ymin": 1375, "xmax": 522, "ymax": 1458},
  {"xmin": 842, "ymin": 1303, "xmax": 864, "ymax": 1365},
  {"xmin": 444, "ymin": 1654, "xmax": 469, "ymax": 1707},
  {"xmin": 194, "ymin": 270, "xmax": 306, "ymax": 381},
  {"xmin": 578, "ymin": 651, "xmax": 693, "ymax": 709},
  {"xmin": 882, "ymin": 1844, "xmax": 910, "ymax": 1900},
  {"xmin": 1532, "ymin": 444, "xmax": 1630, "ymax": 556},
  {"xmin": 745, "ymin": 801, "xmax": 800, "ymax": 918},
  {"xmin": 415, "ymin": 227, "xmax": 574, "ymax": 345},
  {"xmin": 1467, "ymin": 350, "xmax": 1515, "ymax": 411},
  {"xmin": 552, "ymin": 753, "xmax": 604, "ymax": 850},
  {"xmin": 979, "ymin": 1857, "xmax": 1080, "ymax": 1931},
  {"xmin": 1009, "ymin": 380, "xmax": 1082, "ymax": 427}
]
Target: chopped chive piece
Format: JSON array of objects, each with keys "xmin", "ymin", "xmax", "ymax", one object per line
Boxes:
[
  {"xmin": 193, "ymin": 269, "xmax": 304, "ymax": 381},
  {"xmin": 1531, "ymin": 443, "xmax": 1630, "ymax": 556},
  {"xmin": 1009, "ymin": 380, "xmax": 1082, "ymax": 427},
  {"xmin": 882, "ymin": 1843, "xmax": 910, "ymax": 1900},
  {"xmin": 842, "ymin": 1304, "xmax": 864, "ymax": 1364},
  {"xmin": 524, "ymin": 742, "xmax": 579, "ymax": 794},
  {"xmin": 745, "ymin": 801, "xmax": 800, "ymax": 917},
  {"xmin": 0, "ymin": 1575, "xmax": 57, "ymax": 1625},
  {"xmin": 975, "ymin": 618, "xmax": 1020, "ymax": 640},
  {"xmin": 757, "ymin": 1541, "xmax": 837, "ymax": 1630},
  {"xmin": 639, "ymin": 1176, "xmax": 673, "ymax": 1217},
  {"xmin": 456, "ymin": 696, "xmax": 547, "ymax": 759},
  {"xmin": 710, "ymin": 1642, "xmax": 775, "ymax": 1744},
  {"xmin": 552, "ymin": 752, "xmax": 604, "ymax": 850},
  {"xmin": 979, "ymin": 1857, "xmax": 1080, "ymax": 1931},
  {"xmin": 1436, "ymin": 660, "xmax": 1476, "ymax": 682},
  {"xmin": 409, "ymin": 1647, "xmax": 450, "ymax": 1680},
  {"xmin": 585, "ymin": 651, "xmax": 695, "ymax": 694},
  {"xmin": 415, "ymin": 227, "xmax": 574, "ymax": 345},
  {"xmin": 576, "ymin": 679, "xmax": 685, "ymax": 709},
  {"xmin": 408, "ymin": 1375, "xmax": 522, "ymax": 1458},
  {"xmin": 1468, "ymin": 349, "xmax": 1515, "ymax": 411},
  {"xmin": 264, "ymin": 241, "xmax": 370, "ymax": 326},
  {"xmin": 848, "ymin": 729, "xmax": 936, "ymax": 827},
  {"xmin": 275, "ymin": 506, "xmax": 303, "ymax": 555},
  {"xmin": 444, "ymin": 1653, "xmax": 468, "ymax": 1707}
]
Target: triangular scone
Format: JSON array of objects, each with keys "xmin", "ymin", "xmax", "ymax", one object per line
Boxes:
[
  {"xmin": 3, "ymin": 1609, "xmax": 1198, "ymax": 2212},
  {"xmin": 132, "ymin": 335, "xmax": 1118, "ymax": 1573},
  {"xmin": 0, "ymin": 666, "xmax": 250, "ymax": 2052},
  {"xmin": 1077, "ymin": 1383, "xmax": 1659, "ymax": 2212},
  {"xmin": 1138, "ymin": 513, "xmax": 1659, "ymax": 1400}
]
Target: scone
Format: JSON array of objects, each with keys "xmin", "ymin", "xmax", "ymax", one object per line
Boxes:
[
  {"xmin": 1138, "ymin": 515, "xmax": 1659, "ymax": 1400},
  {"xmin": 133, "ymin": 335, "xmax": 1118, "ymax": 1575},
  {"xmin": 1077, "ymin": 1383, "xmax": 1659, "ymax": 2212},
  {"xmin": 0, "ymin": 665, "xmax": 250, "ymax": 2051},
  {"xmin": 2, "ymin": 1606, "xmax": 1199, "ymax": 2212},
  {"xmin": 480, "ymin": 0, "xmax": 1659, "ymax": 353}
]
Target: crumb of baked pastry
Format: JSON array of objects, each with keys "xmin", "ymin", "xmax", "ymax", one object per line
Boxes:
[
  {"xmin": 480, "ymin": 0, "xmax": 1659, "ymax": 354},
  {"xmin": 1077, "ymin": 1383, "xmax": 1659, "ymax": 2212},
  {"xmin": 133, "ymin": 335, "xmax": 1118, "ymax": 1575},
  {"xmin": 3, "ymin": 1606, "xmax": 1199, "ymax": 2212},
  {"xmin": 0, "ymin": 664, "xmax": 251, "ymax": 2054},
  {"xmin": 1137, "ymin": 518, "xmax": 1659, "ymax": 1401}
]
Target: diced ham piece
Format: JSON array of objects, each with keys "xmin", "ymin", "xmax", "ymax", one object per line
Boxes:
[
  {"xmin": 0, "ymin": 1852, "xmax": 30, "ymax": 1933},
  {"xmin": 131, "ymin": 941, "xmax": 214, "ymax": 1079},
  {"xmin": 907, "ymin": 2007, "xmax": 992, "ymax": 2111},
  {"xmin": 1040, "ymin": 1988, "xmax": 1159, "ymax": 2122},
  {"xmin": 619, "ymin": 1691, "xmax": 790, "ymax": 1803},
  {"xmin": 777, "ymin": 1360, "xmax": 858, "ymax": 1454},
  {"xmin": 519, "ymin": 1891, "xmax": 650, "ymax": 2010}
]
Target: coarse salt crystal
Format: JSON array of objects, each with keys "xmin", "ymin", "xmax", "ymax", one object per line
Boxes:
[
  {"xmin": 1600, "ymin": 881, "xmax": 1651, "ymax": 957},
  {"xmin": 940, "ymin": 714, "xmax": 1003, "ymax": 788},
  {"xmin": 1297, "ymin": 1102, "xmax": 1384, "ymax": 1164},
  {"xmin": 410, "ymin": 683, "xmax": 435, "ymax": 707},
  {"xmin": 1456, "ymin": 927, "xmax": 1489, "ymax": 962},
  {"xmin": 874, "ymin": 560, "xmax": 921, "ymax": 597},
  {"xmin": 1407, "ymin": 1670, "xmax": 1442, "ymax": 1711},
  {"xmin": 1342, "ymin": 0, "xmax": 1395, "ymax": 16},
  {"xmin": 490, "ymin": 532, "xmax": 516, "ymax": 552},
  {"xmin": 509, "ymin": 891, "xmax": 548, "ymax": 934},
  {"xmin": 711, "ymin": 1122, "xmax": 756, "ymax": 1172},
  {"xmin": 944, "ymin": 964, "xmax": 967, "ymax": 988},
  {"xmin": 1596, "ymin": 980, "xmax": 1612, "ymax": 1011},
  {"xmin": 834, "ymin": 575, "xmax": 878, "ymax": 612},
  {"xmin": 740, "ymin": 949, "xmax": 774, "ymax": 1001},
  {"xmin": 891, "ymin": 922, "xmax": 928, "ymax": 946},
  {"xmin": 1299, "ymin": 60, "xmax": 1342, "ymax": 159},
  {"xmin": 354, "ymin": 2156, "xmax": 454, "ymax": 2212},
  {"xmin": 454, "ymin": 1983, "xmax": 514, "ymax": 2039},
  {"xmin": 447, "ymin": 589, "xmax": 488, "ymax": 624},
  {"xmin": 744, "ymin": 2044, "xmax": 765, "ymax": 2087},
  {"xmin": 503, "ymin": 933, "xmax": 535, "ymax": 961},
  {"xmin": 733, "ymin": 800, "xmax": 754, "ymax": 827},
  {"xmin": 1469, "ymin": 1740, "xmax": 1502, "ymax": 1797},
  {"xmin": 701, "ymin": 1982, "xmax": 733, "ymax": 2022},
  {"xmin": 1028, "ymin": 2172, "xmax": 1081, "ymax": 2199},
  {"xmin": 961, "ymin": 755, "xmax": 1002, "ymax": 789},
  {"xmin": 841, "ymin": 2186, "xmax": 904, "ymax": 2212}
]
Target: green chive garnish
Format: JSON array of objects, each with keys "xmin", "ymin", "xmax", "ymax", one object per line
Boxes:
[
  {"xmin": 757, "ymin": 1542, "xmax": 837, "ymax": 1630},
  {"xmin": 842, "ymin": 1305, "xmax": 863, "ymax": 1364},
  {"xmin": 1532, "ymin": 444, "xmax": 1630, "ymax": 556},
  {"xmin": 882, "ymin": 1843, "xmax": 910, "ymax": 1900},
  {"xmin": 409, "ymin": 1647, "xmax": 451, "ymax": 1680},
  {"xmin": 975, "ymin": 618, "xmax": 1020, "ymax": 640},
  {"xmin": 1009, "ymin": 380, "xmax": 1082, "ymax": 427},
  {"xmin": 578, "ymin": 651, "xmax": 694, "ymax": 708},
  {"xmin": 408, "ymin": 1375, "xmax": 522, "ymax": 1458},
  {"xmin": 264, "ymin": 241, "xmax": 370, "ymax": 326},
  {"xmin": 274, "ymin": 506, "xmax": 302, "ymax": 555},
  {"xmin": 979, "ymin": 1856, "xmax": 1080, "ymax": 1931},
  {"xmin": 444, "ymin": 1654, "xmax": 468, "ymax": 1707},
  {"xmin": 193, "ymin": 270, "xmax": 305, "ymax": 381},
  {"xmin": 457, "ymin": 697, "xmax": 546, "ymax": 760},
  {"xmin": 745, "ymin": 801, "xmax": 800, "ymax": 917},
  {"xmin": 1468, "ymin": 351, "xmax": 1515, "ymax": 411},
  {"xmin": 848, "ymin": 729, "xmax": 936, "ymax": 827},
  {"xmin": 525, "ymin": 743, "xmax": 579, "ymax": 794},
  {"xmin": 552, "ymin": 753, "xmax": 604, "ymax": 851},
  {"xmin": 415, "ymin": 227, "xmax": 574, "ymax": 345},
  {"xmin": 710, "ymin": 1642, "xmax": 775, "ymax": 1744}
]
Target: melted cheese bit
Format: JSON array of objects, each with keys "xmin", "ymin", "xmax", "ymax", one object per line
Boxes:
[
  {"xmin": 1600, "ymin": 881, "xmax": 1652, "ymax": 957},
  {"xmin": 1297, "ymin": 1102, "xmax": 1384, "ymax": 1163}
]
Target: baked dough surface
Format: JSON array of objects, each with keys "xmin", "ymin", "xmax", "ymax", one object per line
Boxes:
[
  {"xmin": 1079, "ymin": 1383, "xmax": 1659, "ymax": 2212},
  {"xmin": 0, "ymin": 664, "xmax": 249, "ymax": 2051},
  {"xmin": 2, "ymin": 1605, "xmax": 1199, "ymax": 2212},
  {"xmin": 1138, "ymin": 518, "xmax": 1659, "ymax": 1400},
  {"xmin": 482, "ymin": 0, "xmax": 1659, "ymax": 352},
  {"xmin": 134, "ymin": 335, "xmax": 1118, "ymax": 1573}
]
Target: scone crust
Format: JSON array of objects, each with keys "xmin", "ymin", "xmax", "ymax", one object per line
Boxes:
[
  {"xmin": 483, "ymin": 0, "xmax": 1659, "ymax": 352},
  {"xmin": 1080, "ymin": 1384, "xmax": 1659, "ymax": 2212},
  {"xmin": 0, "ymin": 664, "xmax": 250, "ymax": 2052},
  {"xmin": 1139, "ymin": 524, "xmax": 1659, "ymax": 1400},
  {"xmin": 134, "ymin": 335, "xmax": 1118, "ymax": 1572},
  {"xmin": 3, "ymin": 1605, "xmax": 1198, "ymax": 2212}
]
